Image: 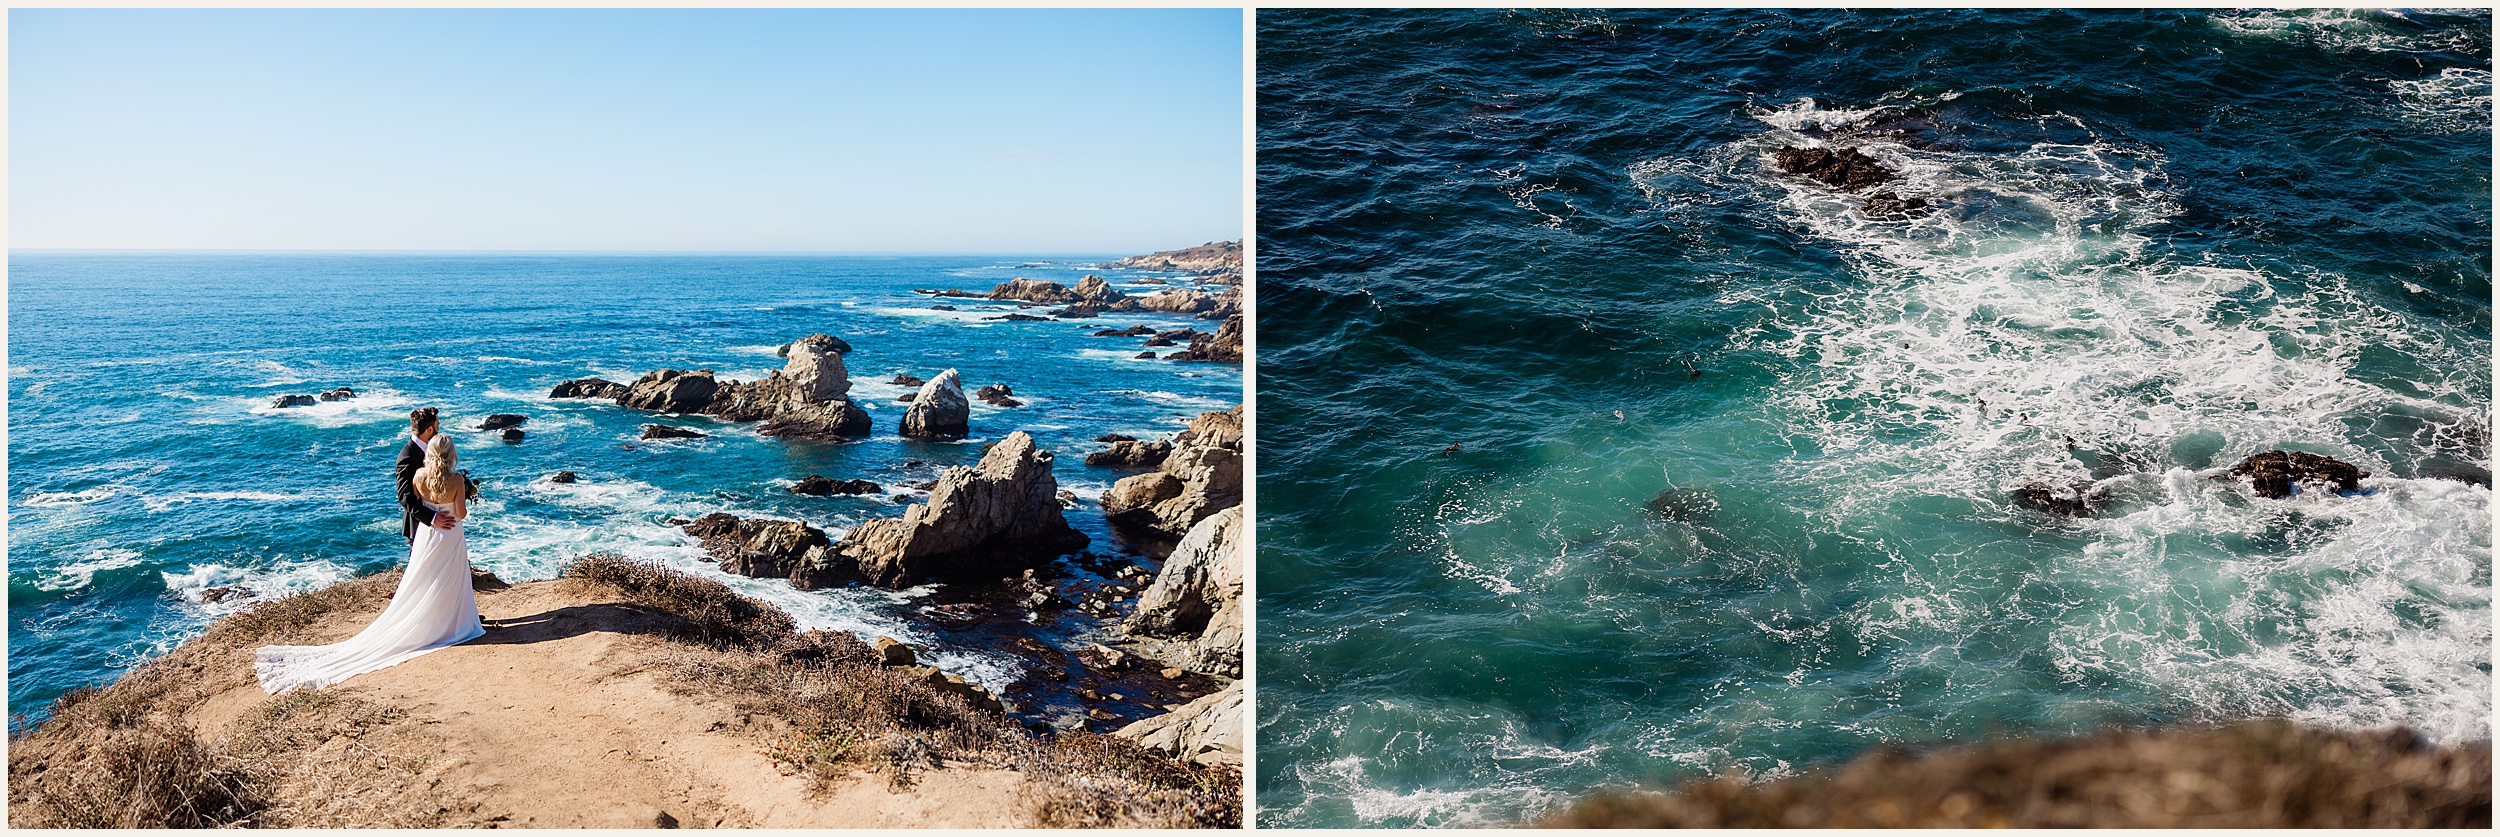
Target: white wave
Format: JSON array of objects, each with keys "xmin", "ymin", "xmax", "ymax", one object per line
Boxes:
[
  {"xmin": 1703, "ymin": 103, "xmax": 2493, "ymax": 742},
  {"xmin": 725, "ymin": 344, "xmax": 786, "ymax": 356},
  {"xmin": 244, "ymin": 387, "xmax": 416, "ymax": 426},
  {"xmin": 1103, "ymin": 389, "xmax": 1236, "ymax": 411},
  {"xmin": 162, "ymin": 558, "xmax": 359, "ymax": 616},
  {"xmin": 1749, "ymin": 96, "xmax": 1898, "ymax": 133},
  {"xmin": 19, "ymin": 487, "xmax": 116, "ymax": 507},
  {"xmin": 2391, "ymin": 67, "xmax": 2493, "ymax": 134},
  {"xmin": 474, "ymin": 355, "xmax": 555, "ymax": 365},
  {"xmin": 2211, "ymin": 8, "xmax": 2468, "ymax": 54},
  {"xmin": 33, "ymin": 548, "xmax": 145, "ymax": 592},
  {"xmin": 142, "ymin": 490, "xmax": 341, "ymax": 513}
]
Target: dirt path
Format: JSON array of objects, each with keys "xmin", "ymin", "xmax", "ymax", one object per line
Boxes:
[{"xmin": 183, "ymin": 579, "xmax": 1034, "ymax": 828}]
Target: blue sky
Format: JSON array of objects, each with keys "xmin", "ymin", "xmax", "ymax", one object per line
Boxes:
[{"xmin": 9, "ymin": 9, "xmax": 1242, "ymax": 253}]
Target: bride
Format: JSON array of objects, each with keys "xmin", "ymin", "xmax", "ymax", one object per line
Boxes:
[{"xmin": 255, "ymin": 433, "xmax": 486, "ymax": 693}]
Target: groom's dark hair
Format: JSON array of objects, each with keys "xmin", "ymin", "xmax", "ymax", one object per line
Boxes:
[{"xmin": 409, "ymin": 407, "xmax": 439, "ymax": 433}]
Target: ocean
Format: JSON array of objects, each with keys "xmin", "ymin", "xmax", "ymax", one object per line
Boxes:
[
  {"xmin": 1255, "ymin": 8, "xmax": 2490, "ymax": 827},
  {"xmin": 7, "ymin": 251, "xmax": 1241, "ymax": 723}
]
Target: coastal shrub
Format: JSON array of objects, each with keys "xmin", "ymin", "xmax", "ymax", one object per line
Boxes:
[
  {"xmin": 1027, "ymin": 732, "xmax": 1243, "ymax": 829},
  {"xmin": 10, "ymin": 718, "xmax": 260, "ymax": 828},
  {"xmin": 561, "ymin": 552, "xmax": 797, "ymax": 647},
  {"xmin": 1543, "ymin": 720, "xmax": 2493, "ymax": 828},
  {"xmin": 212, "ymin": 570, "xmax": 405, "ymax": 646}
]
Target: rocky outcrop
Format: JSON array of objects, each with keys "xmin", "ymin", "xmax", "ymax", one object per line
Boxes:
[
  {"xmin": 709, "ymin": 375, "xmax": 871, "ymax": 439},
  {"xmin": 974, "ymin": 384, "xmax": 1022, "ymax": 408},
  {"xmin": 619, "ymin": 369, "xmax": 721, "ymax": 413},
  {"xmin": 985, "ymin": 278, "xmax": 1083, "ymax": 304},
  {"xmin": 890, "ymin": 374, "xmax": 925, "ymax": 388},
  {"xmin": 550, "ymin": 378, "xmax": 628, "ymax": 399},
  {"xmin": 479, "ymin": 414, "xmax": 527, "ymax": 431},
  {"xmin": 1124, "ymin": 508, "xmax": 1243, "ymax": 677},
  {"xmin": 791, "ymin": 475, "xmax": 880, "ymax": 496},
  {"xmin": 1071, "ymin": 275, "xmax": 1127, "ymax": 304},
  {"xmin": 833, "ymin": 431, "xmax": 1087, "ymax": 587},
  {"xmin": 1087, "ymin": 439, "xmax": 1173, "ymax": 469},
  {"xmin": 1107, "ymin": 241, "xmax": 1242, "ymax": 279},
  {"xmin": 1774, "ymin": 146, "xmax": 1895, "ymax": 190},
  {"xmin": 501, "ymin": 428, "xmax": 525, "ymax": 444},
  {"xmin": 642, "ymin": 425, "xmax": 707, "ymax": 440},
  {"xmin": 318, "ymin": 387, "xmax": 356, "ymax": 402},
  {"xmin": 1102, "ymin": 407, "xmax": 1242, "ymax": 540},
  {"xmin": 269, "ymin": 394, "xmax": 316, "ymax": 409},
  {"xmin": 682, "ymin": 512, "xmax": 852, "ymax": 589},
  {"xmin": 1114, "ymin": 682, "xmax": 1242, "ymax": 768},
  {"xmin": 1165, "ymin": 315, "xmax": 1243, "ymax": 364},
  {"xmin": 778, "ymin": 335, "xmax": 852, "ymax": 401},
  {"xmin": 777, "ymin": 333, "xmax": 852, "ymax": 357},
  {"xmin": 1094, "ymin": 325, "xmax": 1155, "ymax": 338},
  {"xmin": 901, "ymin": 369, "xmax": 970, "ymax": 439},
  {"xmin": 549, "ymin": 471, "xmax": 579, "ymax": 484},
  {"xmin": 1137, "ymin": 289, "xmax": 1216, "ymax": 315},
  {"xmin": 2232, "ymin": 450, "xmax": 2370, "ymax": 499}
]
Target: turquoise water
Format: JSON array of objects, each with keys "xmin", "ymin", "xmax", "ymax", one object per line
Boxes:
[
  {"xmin": 7, "ymin": 252, "xmax": 1240, "ymax": 722},
  {"xmin": 1256, "ymin": 9, "xmax": 2490, "ymax": 827}
]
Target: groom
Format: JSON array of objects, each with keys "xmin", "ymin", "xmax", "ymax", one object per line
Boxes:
[{"xmin": 397, "ymin": 407, "xmax": 455, "ymax": 541}]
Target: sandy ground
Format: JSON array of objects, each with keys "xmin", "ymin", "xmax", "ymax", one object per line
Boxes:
[{"xmin": 181, "ymin": 578, "xmax": 1035, "ymax": 828}]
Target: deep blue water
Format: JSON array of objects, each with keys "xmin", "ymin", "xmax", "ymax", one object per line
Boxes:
[
  {"xmin": 1256, "ymin": 9, "xmax": 2490, "ymax": 827},
  {"xmin": 8, "ymin": 251, "xmax": 1240, "ymax": 722}
]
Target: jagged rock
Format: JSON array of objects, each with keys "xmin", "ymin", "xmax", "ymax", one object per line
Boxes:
[
  {"xmin": 317, "ymin": 387, "xmax": 356, "ymax": 402},
  {"xmin": 1052, "ymin": 304, "xmax": 1105, "ymax": 319},
  {"xmin": 642, "ymin": 425, "xmax": 708, "ymax": 440},
  {"xmin": 985, "ymin": 278, "xmax": 1083, "ymax": 304},
  {"xmin": 1136, "ymin": 351, "xmax": 1158, "ymax": 359},
  {"xmin": 901, "ymin": 369, "xmax": 970, "ymax": 439},
  {"xmin": 268, "ymin": 394, "xmax": 316, "ymax": 409},
  {"xmin": 1115, "ymin": 682, "xmax": 1243, "ymax": 767},
  {"xmin": 1166, "ymin": 315, "xmax": 1243, "ymax": 363},
  {"xmin": 1137, "ymin": 289, "xmax": 1217, "ymax": 314},
  {"xmin": 891, "ymin": 374, "xmax": 925, "ymax": 388},
  {"xmin": 777, "ymin": 333, "xmax": 852, "ymax": 356},
  {"xmin": 2012, "ymin": 481, "xmax": 2104, "ymax": 517},
  {"xmin": 1098, "ymin": 434, "xmax": 1137, "ymax": 443},
  {"xmin": 1124, "ymin": 507, "xmax": 1243, "ymax": 677},
  {"xmin": 549, "ymin": 471, "xmax": 579, "ymax": 484},
  {"xmin": 618, "ymin": 369, "xmax": 719, "ymax": 413},
  {"xmin": 1107, "ymin": 241, "xmax": 1242, "ymax": 277},
  {"xmin": 974, "ymin": 384, "xmax": 1022, "ymax": 408},
  {"xmin": 778, "ymin": 335, "xmax": 853, "ymax": 401},
  {"xmin": 791, "ymin": 475, "xmax": 880, "ymax": 496},
  {"xmin": 501, "ymin": 428, "xmax": 526, "ymax": 444},
  {"xmin": 874, "ymin": 636, "xmax": 916, "ymax": 666},
  {"xmin": 1864, "ymin": 192, "xmax": 1930, "ymax": 217},
  {"xmin": 550, "ymin": 377, "xmax": 628, "ymax": 399},
  {"xmin": 480, "ymin": 414, "xmax": 527, "ymax": 431},
  {"xmin": 1774, "ymin": 146, "xmax": 1895, "ymax": 190},
  {"xmin": 199, "ymin": 586, "xmax": 243, "ymax": 604},
  {"xmin": 1094, "ymin": 325, "xmax": 1156, "ymax": 338},
  {"xmin": 708, "ymin": 374, "xmax": 871, "ymax": 439},
  {"xmin": 2231, "ymin": 450, "xmax": 2370, "ymax": 499},
  {"xmin": 834, "ymin": 431, "xmax": 1088, "ymax": 587},
  {"xmin": 1103, "ymin": 407, "xmax": 1242, "ymax": 539},
  {"xmin": 1078, "ymin": 643, "xmax": 1134, "ymax": 672},
  {"xmin": 1086, "ymin": 439, "xmax": 1172, "ymax": 469},
  {"xmin": 1072, "ymin": 275, "xmax": 1127, "ymax": 304},
  {"xmin": 682, "ymin": 512, "xmax": 852, "ymax": 589},
  {"xmin": 1198, "ymin": 286, "xmax": 1243, "ymax": 320}
]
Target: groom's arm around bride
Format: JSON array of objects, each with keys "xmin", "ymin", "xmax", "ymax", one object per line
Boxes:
[{"xmin": 398, "ymin": 407, "xmax": 451, "ymax": 541}]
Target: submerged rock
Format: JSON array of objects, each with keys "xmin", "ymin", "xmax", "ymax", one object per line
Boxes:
[
  {"xmin": 269, "ymin": 394, "xmax": 316, "ymax": 409},
  {"xmin": 1645, "ymin": 487, "xmax": 1719, "ymax": 523},
  {"xmin": 550, "ymin": 377, "xmax": 628, "ymax": 399},
  {"xmin": 2012, "ymin": 480, "xmax": 2105, "ymax": 517},
  {"xmin": 479, "ymin": 414, "xmax": 527, "ymax": 431},
  {"xmin": 317, "ymin": 387, "xmax": 357, "ymax": 402},
  {"xmin": 974, "ymin": 384, "xmax": 1022, "ymax": 408},
  {"xmin": 1094, "ymin": 325, "xmax": 1156, "ymax": 338},
  {"xmin": 891, "ymin": 373, "xmax": 926, "ymax": 388},
  {"xmin": 641, "ymin": 425, "xmax": 708, "ymax": 440},
  {"xmin": 549, "ymin": 471, "xmax": 579, "ymax": 484},
  {"xmin": 1863, "ymin": 191, "xmax": 1930, "ymax": 217},
  {"xmin": 834, "ymin": 431, "xmax": 1088, "ymax": 587},
  {"xmin": 501, "ymin": 428, "xmax": 526, "ymax": 444},
  {"xmin": 1774, "ymin": 146, "xmax": 1895, "ymax": 190},
  {"xmin": 901, "ymin": 369, "xmax": 971, "ymax": 439},
  {"xmin": 790, "ymin": 475, "xmax": 880, "ymax": 496},
  {"xmin": 2231, "ymin": 450, "xmax": 2369, "ymax": 499}
]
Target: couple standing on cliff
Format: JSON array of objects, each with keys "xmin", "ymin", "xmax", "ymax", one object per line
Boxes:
[{"xmin": 252, "ymin": 407, "xmax": 488, "ymax": 694}]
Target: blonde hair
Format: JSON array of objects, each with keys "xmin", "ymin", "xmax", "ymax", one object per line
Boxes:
[{"xmin": 417, "ymin": 434, "xmax": 461, "ymax": 503}]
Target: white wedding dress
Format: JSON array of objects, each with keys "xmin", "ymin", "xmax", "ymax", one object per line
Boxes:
[{"xmin": 254, "ymin": 497, "xmax": 485, "ymax": 693}]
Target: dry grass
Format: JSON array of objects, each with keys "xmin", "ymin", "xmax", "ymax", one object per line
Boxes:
[
  {"xmin": 1544, "ymin": 720, "xmax": 2492, "ymax": 828},
  {"xmin": 577, "ymin": 556, "xmax": 1240, "ymax": 827}
]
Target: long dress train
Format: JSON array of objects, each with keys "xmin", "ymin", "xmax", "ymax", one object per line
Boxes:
[{"xmin": 253, "ymin": 498, "xmax": 485, "ymax": 693}]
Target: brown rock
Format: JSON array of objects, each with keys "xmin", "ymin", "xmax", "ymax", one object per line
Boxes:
[
  {"xmin": 1102, "ymin": 407, "xmax": 1242, "ymax": 539},
  {"xmin": 2231, "ymin": 450, "xmax": 2369, "ymax": 499},
  {"xmin": 1774, "ymin": 145, "xmax": 1896, "ymax": 190},
  {"xmin": 834, "ymin": 431, "xmax": 1087, "ymax": 587}
]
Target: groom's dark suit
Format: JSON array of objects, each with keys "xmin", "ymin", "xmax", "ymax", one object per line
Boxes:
[{"xmin": 396, "ymin": 437, "xmax": 437, "ymax": 542}]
